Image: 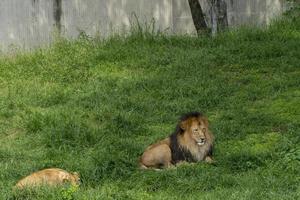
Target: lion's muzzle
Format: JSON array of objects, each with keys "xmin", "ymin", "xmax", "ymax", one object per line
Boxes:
[{"xmin": 197, "ymin": 138, "xmax": 206, "ymax": 146}]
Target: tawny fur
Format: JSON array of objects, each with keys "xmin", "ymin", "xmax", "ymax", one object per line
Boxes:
[
  {"xmin": 15, "ymin": 168, "xmax": 80, "ymax": 189},
  {"xmin": 139, "ymin": 112, "xmax": 214, "ymax": 169}
]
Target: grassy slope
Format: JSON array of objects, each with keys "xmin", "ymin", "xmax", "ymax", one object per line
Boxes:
[{"xmin": 0, "ymin": 8, "xmax": 300, "ymax": 200}]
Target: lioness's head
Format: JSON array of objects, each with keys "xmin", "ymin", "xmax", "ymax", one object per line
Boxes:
[
  {"xmin": 179, "ymin": 112, "xmax": 210, "ymax": 146},
  {"xmin": 70, "ymin": 172, "xmax": 81, "ymax": 185}
]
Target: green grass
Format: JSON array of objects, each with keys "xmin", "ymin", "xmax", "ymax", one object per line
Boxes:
[{"xmin": 1, "ymin": 8, "xmax": 300, "ymax": 200}]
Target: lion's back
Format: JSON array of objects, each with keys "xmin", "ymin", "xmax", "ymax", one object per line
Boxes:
[{"xmin": 15, "ymin": 168, "xmax": 76, "ymax": 189}]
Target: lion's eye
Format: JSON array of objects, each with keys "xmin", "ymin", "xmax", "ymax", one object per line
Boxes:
[
  {"xmin": 193, "ymin": 129, "xmax": 198, "ymax": 132},
  {"xmin": 202, "ymin": 128, "xmax": 206, "ymax": 133}
]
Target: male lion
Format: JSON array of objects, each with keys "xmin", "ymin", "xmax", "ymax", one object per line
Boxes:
[
  {"xmin": 15, "ymin": 168, "xmax": 80, "ymax": 189},
  {"xmin": 140, "ymin": 112, "xmax": 214, "ymax": 169}
]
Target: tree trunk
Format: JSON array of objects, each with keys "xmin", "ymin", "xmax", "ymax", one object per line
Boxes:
[
  {"xmin": 53, "ymin": 0, "xmax": 62, "ymax": 33},
  {"xmin": 188, "ymin": 0, "xmax": 208, "ymax": 35},
  {"xmin": 216, "ymin": 0, "xmax": 228, "ymax": 31},
  {"xmin": 209, "ymin": 0, "xmax": 228, "ymax": 36},
  {"xmin": 211, "ymin": 1, "xmax": 218, "ymax": 36}
]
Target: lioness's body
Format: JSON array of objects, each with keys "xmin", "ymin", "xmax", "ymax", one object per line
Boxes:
[
  {"xmin": 15, "ymin": 168, "xmax": 80, "ymax": 189},
  {"xmin": 140, "ymin": 112, "xmax": 214, "ymax": 169}
]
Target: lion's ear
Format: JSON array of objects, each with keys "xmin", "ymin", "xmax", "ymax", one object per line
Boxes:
[
  {"xmin": 72, "ymin": 172, "xmax": 80, "ymax": 178},
  {"xmin": 180, "ymin": 120, "xmax": 188, "ymax": 132},
  {"xmin": 202, "ymin": 117, "xmax": 209, "ymax": 127}
]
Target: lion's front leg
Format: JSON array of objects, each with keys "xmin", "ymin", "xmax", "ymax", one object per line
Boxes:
[{"xmin": 204, "ymin": 156, "xmax": 215, "ymax": 164}]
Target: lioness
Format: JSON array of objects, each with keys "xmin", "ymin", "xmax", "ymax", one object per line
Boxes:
[
  {"xmin": 140, "ymin": 112, "xmax": 214, "ymax": 169},
  {"xmin": 15, "ymin": 168, "xmax": 80, "ymax": 189}
]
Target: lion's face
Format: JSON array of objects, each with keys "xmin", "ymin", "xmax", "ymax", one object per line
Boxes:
[
  {"xmin": 181, "ymin": 117, "xmax": 209, "ymax": 146},
  {"xmin": 71, "ymin": 172, "xmax": 81, "ymax": 185}
]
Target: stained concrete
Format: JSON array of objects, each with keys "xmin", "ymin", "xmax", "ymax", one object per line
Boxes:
[{"xmin": 0, "ymin": 0, "xmax": 289, "ymax": 51}]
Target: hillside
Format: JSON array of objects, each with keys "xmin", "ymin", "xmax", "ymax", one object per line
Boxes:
[{"xmin": 0, "ymin": 7, "xmax": 299, "ymax": 200}]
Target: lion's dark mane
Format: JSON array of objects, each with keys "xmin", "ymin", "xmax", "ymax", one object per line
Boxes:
[
  {"xmin": 170, "ymin": 132, "xmax": 195, "ymax": 164},
  {"xmin": 169, "ymin": 112, "xmax": 212, "ymax": 164}
]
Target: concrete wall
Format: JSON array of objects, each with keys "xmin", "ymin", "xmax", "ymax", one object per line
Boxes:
[
  {"xmin": 0, "ymin": 0, "xmax": 288, "ymax": 51},
  {"xmin": 225, "ymin": 0, "xmax": 285, "ymax": 26},
  {"xmin": 61, "ymin": 0, "xmax": 174, "ymax": 38},
  {"xmin": 0, "ymin": 0, "xmax": 55, "ymax": 50}
]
